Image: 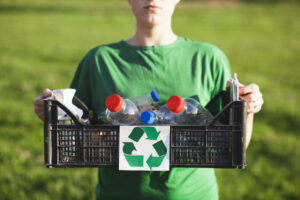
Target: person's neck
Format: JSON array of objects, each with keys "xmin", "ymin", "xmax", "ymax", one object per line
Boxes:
[{"xmin": 126, "ymin": 22, "xmax": 178, "ymax": 46}]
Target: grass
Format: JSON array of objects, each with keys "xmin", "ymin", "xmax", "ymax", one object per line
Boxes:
[{"xmin": 0, "ymin": 0, "xmax": 299, "ymax": 199}]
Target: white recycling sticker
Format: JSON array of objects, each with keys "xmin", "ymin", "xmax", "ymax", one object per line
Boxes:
[{"xmin": 119, "ymin": 126, "xmax": 170, "ymax": 171}]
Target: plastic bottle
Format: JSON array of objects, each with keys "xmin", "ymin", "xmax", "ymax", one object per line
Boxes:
[
  {"xmin": 129, "ymin": 90, "xmax": 160, "ymax": 113},
  {"xmin": 140, "ymin": 105, "xmax": 174, "ymax": 125},
  {"xmin": 105, "ymin": 94, "xmax": 141, "ymax": 125},
  {"xmin": 166, "ymin": 95, "xmax": 214, "ymax": 125}
]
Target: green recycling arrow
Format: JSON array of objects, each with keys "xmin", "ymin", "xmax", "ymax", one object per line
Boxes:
[
  {"xmin": 123, "ymin": 142, "xmax": 136, "ymax": 154},
  {"xmin": 129, "ymin": 127, "xmax": 144, "ymax": 142},
  {"xmin": 152, "ymin": 140, "xmax": 167, "ymax": 156},
  {"xmin": 143, "ymin": 127, "xmax": 160, "ymax": 140},
  {"xmin": 123, "ymin": 141, "xmax": 143, "ymax": 167},
  {"xmin": 124, "ymin": 155, "xmax": 144, "ymax": 167},
  {"xmin": 129, "ymin": 127, "xmax": 160, "ymax": 142},
  {"xmin": 146, "ymin": 139, "xmax": 167, "ymax": 169},
  {"xmin": 146, "ymin": 154, "xmax": 165, "ymax": 169}
]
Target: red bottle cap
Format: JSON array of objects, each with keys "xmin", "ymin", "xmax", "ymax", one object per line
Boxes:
[
  {"xmin": 167, "ymin": 95, "xmax": 185, "ymax": 113},
  {"xmin": 105, "ymin": 94, "xmax": 124, "ymax": 112}
]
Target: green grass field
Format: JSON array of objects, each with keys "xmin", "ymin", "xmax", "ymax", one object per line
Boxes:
[{"xmin": 0, "ymin": 0, "xmax": 299, "ymax": 199}]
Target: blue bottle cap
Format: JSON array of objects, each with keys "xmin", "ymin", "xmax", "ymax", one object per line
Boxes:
[
  {"xmin": 150, "ymin": 90, "xmax": 160, "ymax": 102},
  {"xmin": 140, "ymin": 111, "xmax": 155, "ymax": 125}
]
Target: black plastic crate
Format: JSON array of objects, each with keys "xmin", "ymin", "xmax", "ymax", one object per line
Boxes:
[{"xmin": 44, "ymin": 91, "xmax": 247, "ymax": 169}]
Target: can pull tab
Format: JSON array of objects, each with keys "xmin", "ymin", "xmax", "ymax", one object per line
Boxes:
[{"xmin": 230, "ymin": 73, "xmax": 239, "ymax": 101}]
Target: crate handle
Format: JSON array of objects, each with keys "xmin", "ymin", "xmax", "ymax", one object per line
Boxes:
[
  {"xmin": 207, "ymin": 101, "xmax": 241, "ymax": 126},
  {"xmin": 44, "ymin": 99, "xmax": 82, "ymax": 125},
  {"xmin": 72, "ymin": 96, "xmax": 89, "ymax": 119},
  {"xmin": 205, "ymin": 90, "xmax": 230, "ymax": 111}
]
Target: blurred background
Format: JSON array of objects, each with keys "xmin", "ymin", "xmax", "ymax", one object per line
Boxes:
[{"xmin": 0, "ymin": 0, "xmax": 299, "ymax": 199}]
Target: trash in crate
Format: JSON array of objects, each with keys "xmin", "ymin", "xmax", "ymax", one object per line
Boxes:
[
  {"xmin": 89, "ymin": 91, "xmax": 159, "ymax": 125},
  {"xmin": 90, "ymin": 92, "xmax": 217, "ymax": 126},
  {"xmin": 51, "ymin": 89, "xmax": 84, "ymax": 121}
]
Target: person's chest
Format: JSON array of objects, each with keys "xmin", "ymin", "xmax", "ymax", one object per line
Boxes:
[{"xmin": 91, "ymin": 50, "xmax": 214, "ymax": 113}]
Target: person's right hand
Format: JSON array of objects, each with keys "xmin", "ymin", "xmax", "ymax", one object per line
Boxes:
[{"xmin": 33, "ymin": 88, "xmax": 53, "ymax": 121}]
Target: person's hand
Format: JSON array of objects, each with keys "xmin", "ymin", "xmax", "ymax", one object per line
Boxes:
[
  {"xmin": 239, "ymin": 84, "xmax": 263, "ymax": 113},
  {"xmin": 226, "ymin": 81, "xmax": 264, "ymax": 114},
  {"xmin": 33, "ymin": 88, "xmax": 53, "ymax": 121}
]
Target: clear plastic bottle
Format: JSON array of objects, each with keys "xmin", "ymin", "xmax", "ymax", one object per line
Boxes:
[
  {"xmin": 140, "ymin": 111, "xmax": 160, "ymax": 125},
  {"xmin": 105, "ymin": 94, "xmax": 141, "ymax": 125},
  {"xmin": 129, "ymin": 90, "xmax": 160, "ymax": 113},
  {"xmin": 140, "ymin": 106, "xmax": 174, "ymax": 125},
  {"xmin": 166, "ymin": 95, "xmax": 214, "ymax": 125}
]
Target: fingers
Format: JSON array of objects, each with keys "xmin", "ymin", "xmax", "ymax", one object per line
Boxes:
[
  {"xmin": 239, "ymin": 84, "xmax": 263, "ymax": 114},
  {"xmin": 239, "ymin": 84, "xmax": 259, "ymax": 95},
  {"xmin": 33, "ymin": 89, "xmax": 53, "ymax": 106},
  {"xmin": 245, "ymin": 97, "xmax": 264, "ymax": 113},
  {"xmin": 33, "ymin": 88, "xmax": 52, "ymax": 121},
  {"xmin": 33, "ymin": 96, "xmax": 45, "ymax": 120},
  {"xmin": 226, "ymin": 80, "xmax": 230, "ymax": 90},
  {"xmin": 33, "ymin": 96, "xmax": 44, "ymax": 107},
  {"xmin": 240, "ymin": 91, "xmax": 263, "ymax": 103},
  {"xmin": 43, "ymin": 88, "xmax": 53, "ymax": 98},
  {"xmin": 35, "ymin": 105, "xmax": 45, "ymax": 120}
]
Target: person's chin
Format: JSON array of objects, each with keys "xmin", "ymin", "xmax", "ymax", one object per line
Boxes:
[{"xmin": 141, "ymin": 17, "xmax": 162, "ymax": 26}]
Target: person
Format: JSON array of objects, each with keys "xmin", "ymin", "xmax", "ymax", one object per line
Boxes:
[{"xmin": 34, "ymin": 0, "xmax": 264, "ymax": 199}]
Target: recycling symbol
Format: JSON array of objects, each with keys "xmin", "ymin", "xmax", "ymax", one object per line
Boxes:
[{"xmin": 122, "ymin": 127, "xmax": 167, "ymax": 169}]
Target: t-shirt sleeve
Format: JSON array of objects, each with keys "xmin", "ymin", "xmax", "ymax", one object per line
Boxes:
[
  {"xmin": 212, "ymin": 50, "xmax": 232, "ymax": 96},
  {"xmin": 70, "ymin": 54, "xmax": 92, "ymax": 109}
]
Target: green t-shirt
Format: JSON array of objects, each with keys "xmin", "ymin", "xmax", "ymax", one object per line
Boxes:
[{"xmin": 71, "ymin": 37, "xmax": 231, "ymax": 200}]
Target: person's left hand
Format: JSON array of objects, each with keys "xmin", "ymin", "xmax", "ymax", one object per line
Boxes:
[{"xmin": 227, "ymin": 81, "xmax": 264, "ymax": 114}]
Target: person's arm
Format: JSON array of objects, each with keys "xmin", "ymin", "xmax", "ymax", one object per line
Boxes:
[
  {"xmin": 239, "ymin": 83, "xmax": 264, "ymax": 149},
  {"xmin": 245, "ymin": 112, "xmax": 254, "ymax": 148}
]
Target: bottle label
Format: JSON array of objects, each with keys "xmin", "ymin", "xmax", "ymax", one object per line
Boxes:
[{"xmin": 119, "ymin": 126, "xmax": 170, "ymax": 171}]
